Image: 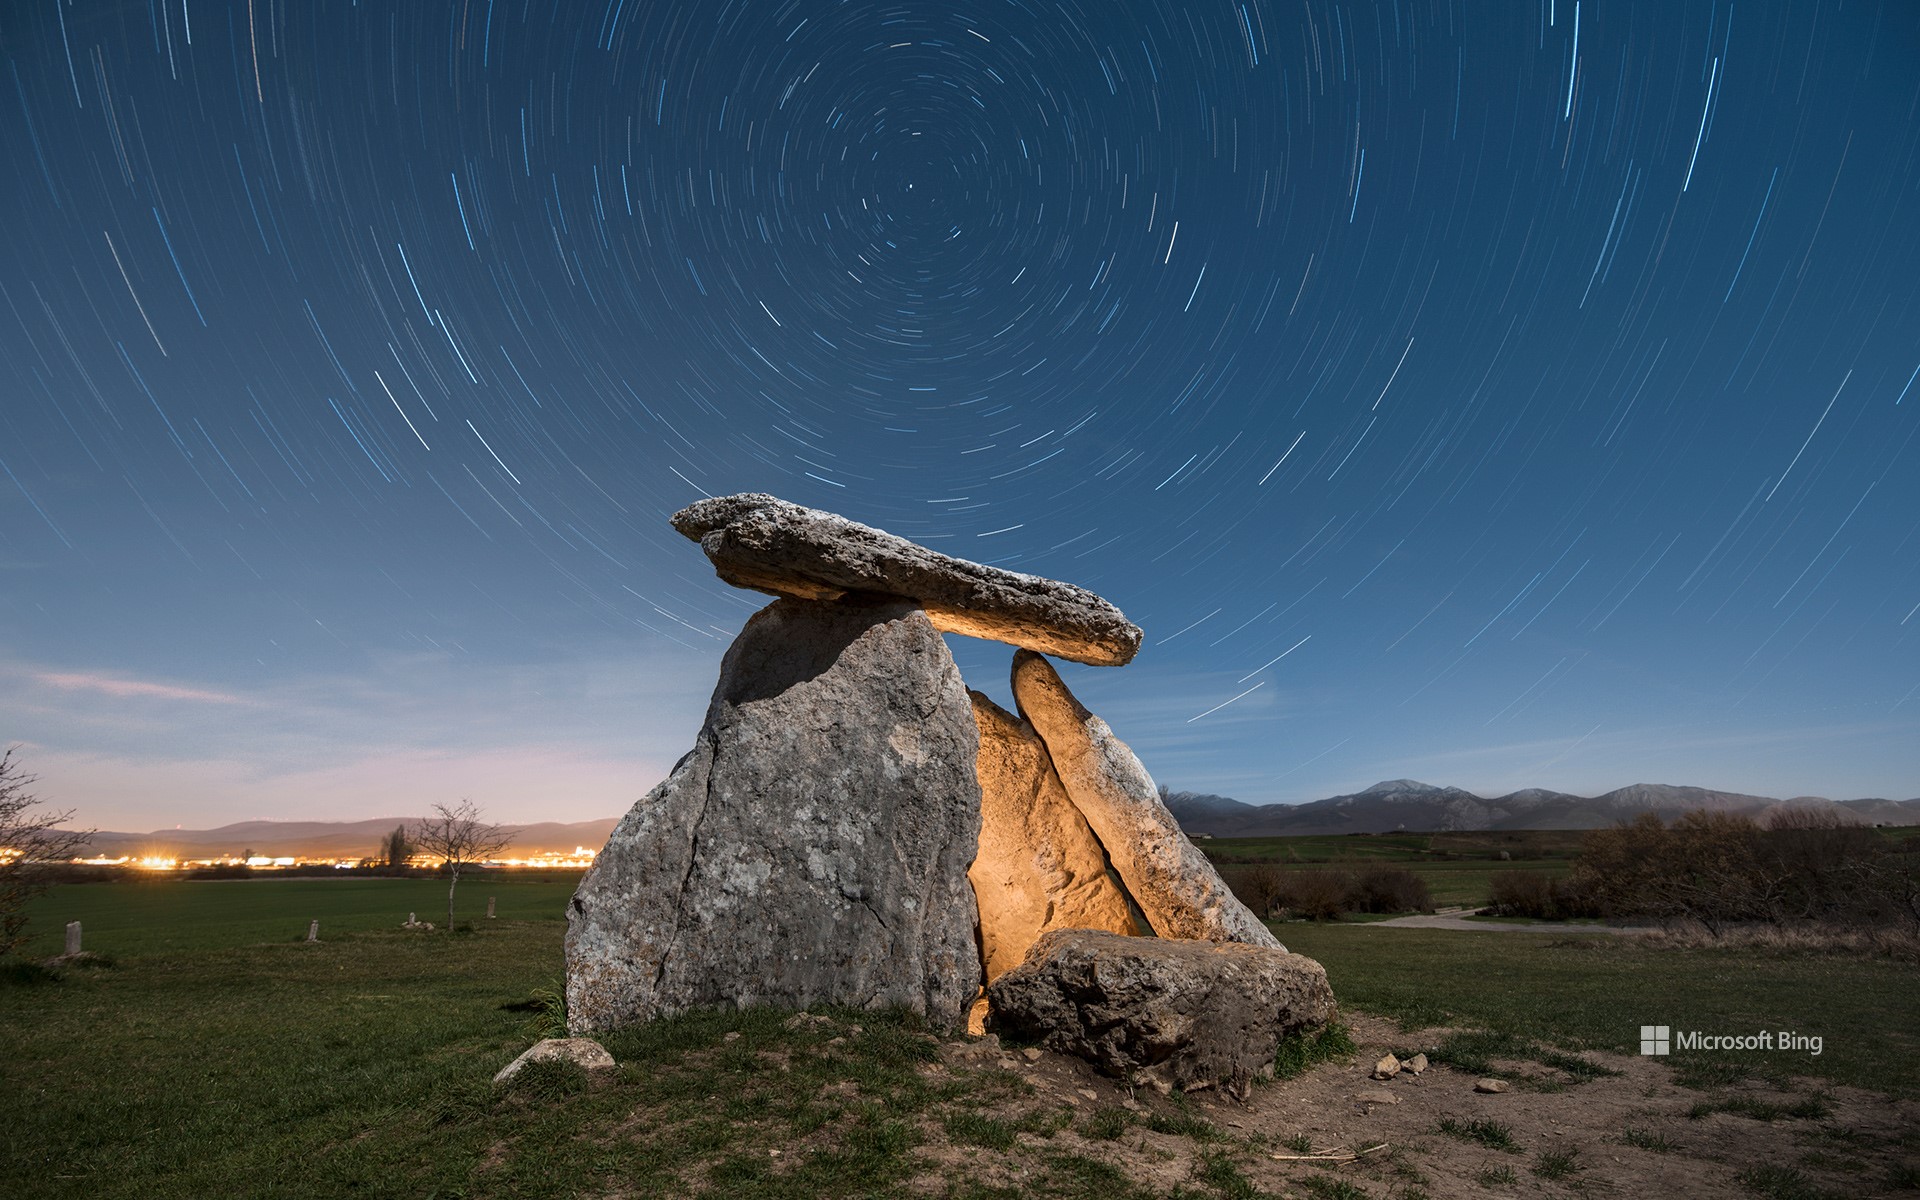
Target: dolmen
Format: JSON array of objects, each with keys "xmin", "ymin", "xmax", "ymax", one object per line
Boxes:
[{"xmin": 566, "ymin": 493, "xmax": 1332, "ymax": 1095}]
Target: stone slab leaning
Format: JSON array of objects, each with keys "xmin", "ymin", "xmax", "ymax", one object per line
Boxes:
[
  {"xmin": 673, "ymin": 493, "xmax": 1142, "ymax": 667},
  {"xmin": 1011, "ymin": 649, "xmax": 1281, "ymax": 949},
  {"xmin": 969, "ymin": 690, "xmax": 1141, "ymax": 981}
]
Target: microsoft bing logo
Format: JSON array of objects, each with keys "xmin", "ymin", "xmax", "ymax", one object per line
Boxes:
[{"xmin": 1640, "ymin": 1026, "xmax": 1671, "ymax": 1056}]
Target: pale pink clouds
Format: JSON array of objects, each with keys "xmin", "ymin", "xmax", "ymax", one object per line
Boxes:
[{"xmin": 33, "ymin": 672, "xmax": 247, "ymax": 705}]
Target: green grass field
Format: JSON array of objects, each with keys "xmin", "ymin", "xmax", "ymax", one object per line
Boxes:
[
  {"xmin": 4, "ymin": 876, "xmax": 1916, "ymax": 1197},
  {"xmin": 5, "ymin": 881, "xmax": 573, "ymax": 1198},
  {"xmin": 1202, "ymin": 829, "xmax": 1580, "ymax": 908},
  {"xmin": 1279, "ymin": 922, "xmax": 1920, "ymax": 1099},
  {"xmin": 1211, "ymin": 857, "xmax": 1571, "ymax": 909},
  {"xmin": 1198, "ymin": 829, "xmax": 1586, "ymax": 865},
  {"xmin": 5, "ymin": 878, "xmax": 1235, "ymax": 1199},
  {"xmin": 16, "ymin": 873, "xmax": 582, "ymax": 957}
]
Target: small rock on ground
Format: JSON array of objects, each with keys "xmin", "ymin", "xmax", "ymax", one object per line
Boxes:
[{"xmin": 494, "ymin": 1037, "xmax": 616, "ymax": 1085}]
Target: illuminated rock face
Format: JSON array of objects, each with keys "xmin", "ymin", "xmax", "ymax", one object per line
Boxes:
[
  {"xmin": 672, "ymin": 493, "xmax": 1143, "ymax": 667},
  {"xmin": 967, "ymin": 691, "xmax": 1141, "ymax": 981},
  {"xmin": 1011, "ymin": 650, "xmax": 1282, "ymax": 950},
  {"xmin": 566, "ymin": 597, "xmax": 982, "ymax": 1034}
]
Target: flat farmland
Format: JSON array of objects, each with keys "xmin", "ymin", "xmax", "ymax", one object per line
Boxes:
[
  {"xmin": 16, "ymin": 873, "xmax": 584, "ymax": 957},
  {"xmin": 5, "ymin": 874, "xmax": 1916, "ymax": 1198},
  {"xmin": 1202, "ymin": 830, "xmax": 1579, "ymax": 908}
]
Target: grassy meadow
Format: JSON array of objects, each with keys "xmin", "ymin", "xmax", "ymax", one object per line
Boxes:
[
  {"xmin": 1201, "ymin": 829, "xmax": 1579, "ymax": 908},
  {"xmin": 1279, "ymin": 922, "xmax": 1920, "ymax": 1100},
  {"xmin": 3, "ymin": 852, "xmax": 1916, "ymax": 1197},
  {"xmin": 5, "ymin": 880, "xmax": 573, "ymax": 1198},
  {"xmin": 13, "ymin": 872, "xmax": 583, "ymax": 957}
]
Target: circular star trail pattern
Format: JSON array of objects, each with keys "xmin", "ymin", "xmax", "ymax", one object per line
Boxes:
[{"xmin": 1, "ymin": 1, "xmax": 1916, "ymax": 820}]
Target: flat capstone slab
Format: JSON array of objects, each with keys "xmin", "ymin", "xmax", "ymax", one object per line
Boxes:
[{"xmin": 672, "ymin": 493, "xmax": 1142, "ymax": 667}]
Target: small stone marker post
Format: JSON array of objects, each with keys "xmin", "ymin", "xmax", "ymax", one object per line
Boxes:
[
  {"xmin": 64, "ymin": 921, "xmax": 82, "ymax": 955},
  {"xmin": 487, "ymin": 896, "xmax": 496, "ymax": 919},
  {"xmin": 306, "ymin": 919, "xmax": 320, "ymax": 942}
]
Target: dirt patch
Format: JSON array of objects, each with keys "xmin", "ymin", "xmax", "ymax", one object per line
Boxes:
[{"xmin": 911, "ymin": 1014, "xmax": 1920, "ymax": 1197}]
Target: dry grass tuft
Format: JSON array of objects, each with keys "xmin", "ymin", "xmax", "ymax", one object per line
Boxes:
[{"xmin": 1631, "ymin": 923, "xmax": 1920, "ymax": 963}]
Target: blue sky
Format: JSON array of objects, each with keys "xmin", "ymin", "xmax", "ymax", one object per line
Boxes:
[{"xmin": 2, "ymin": 1, "xmax": 1916, "ymax": 830}]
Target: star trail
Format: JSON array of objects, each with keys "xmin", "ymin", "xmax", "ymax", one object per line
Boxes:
[{"xmin": 2, "ymin": 1, "xmax": 1916, "ymax": 827}]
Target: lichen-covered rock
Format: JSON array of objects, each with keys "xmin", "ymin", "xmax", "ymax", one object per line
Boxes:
[
  {"xmin": 968, "ymin": 691, "xmax": 1141, "ymax": 980},
  {"xmin": 1010, "ymin": 651, "xmax": 1281, "ymax": 948},
  {"xmin": 986, "ymin": 929, "xmax": 1335, "ymax": 1097},
  {"xmin": 672, "ymin": 493, "xmax": 1142, "ymax": 666},
  {"xmin": 565, "ymin": 596, "xmax": 983, "ymax": 1033},
  {"xmin": 493, "ymin": 1038, "xmax": 616, "ymax": 1085}
]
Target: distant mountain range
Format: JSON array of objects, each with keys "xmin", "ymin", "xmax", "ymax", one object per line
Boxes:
[
  {"xmin": 1165, "ymin": 780, "xmax": 1920, "ymax": 837},
  {"xmin": 75, "ymin": 816, "xmax": 620, "ymax": 860},
  {"xmin": 67, "ymin": 779, "xmax": 1920, "ymax": 857}
]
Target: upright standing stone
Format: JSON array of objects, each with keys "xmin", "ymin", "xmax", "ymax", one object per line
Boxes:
[
  {"xmin": 64, "ymin": 921, "xmax": 81, "ymax": 956},
  {"xmin": 1011, "ymin": 651, "xmax": 1281, "ymax": 949},
  {"xmin": 306, "ymin": 919, "xmax": 320, "ymax": 942},
  {"xmin": 487, "ymin": 896, "xmax": 497, "ymax": 919},
  {"xmin": 567, "ymin": 596, "xmax": 983, "ymax": 1033},
  {"xmin": 968, "ymin": 692, "xmax": 1141, "ymax": 980}
]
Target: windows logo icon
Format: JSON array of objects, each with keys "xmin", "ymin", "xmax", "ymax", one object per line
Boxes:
[{"xmin": 1640, "ymin": 1026, "xmax": 1670, "ymax": 1056}]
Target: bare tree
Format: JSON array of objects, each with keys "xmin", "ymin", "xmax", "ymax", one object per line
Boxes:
[
  {"xmin": 411, "ymin": 800, "xmax": 513, "ymax": 930},
  {"xmin": 1, "ymin": 747, "xmax": 93, "ymax": 957},
  {"xmin": 1234, "ymin": 863, "xmax": 1286, "ymax": 918}
]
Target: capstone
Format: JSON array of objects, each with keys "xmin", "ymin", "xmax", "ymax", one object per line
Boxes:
[{"xmin": 673, "ymin": 493, "xmax": 1142, "ymax": 666}]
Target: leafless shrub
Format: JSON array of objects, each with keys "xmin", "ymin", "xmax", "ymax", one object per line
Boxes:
[
  {"xmin": 1, "ymin": 748, "xmax": 94, "ymax": 958},
  {"xmin": 1347, "ymin": 864, "xmax": 1434, "ymax": 914},
  {"xmin": 1231, "ymin": 864, "xmax": 1287, "ymax": 918},
  {"xmin": 1575, "ymin": 809, "xmax": 1917, "ymax": 937},
  {"xmin": 1490, "ymin": 869, "xmax": 1554, "ymax": 916},
  {"xmin": 1489, "ymin": 869, "xmax": 1602, "ymax": 920},
  {"xmin": 1276, "ymin": 868, "xmax": 1354, "ymax": 921}
]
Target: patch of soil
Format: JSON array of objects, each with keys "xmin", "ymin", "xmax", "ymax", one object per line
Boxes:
[{"xmin": 916, "ymin": 1014, "xmax": 1920, "ymax": 1197}]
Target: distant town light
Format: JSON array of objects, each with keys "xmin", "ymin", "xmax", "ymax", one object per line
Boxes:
[{"xmin": 63, "ymin": 847, "xmax": 599, "ymax": 871}]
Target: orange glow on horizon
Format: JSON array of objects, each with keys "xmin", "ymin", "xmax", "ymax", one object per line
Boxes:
[{"xmin": 63, "ymin": 847, "xmax": 599, "ymax": 871}]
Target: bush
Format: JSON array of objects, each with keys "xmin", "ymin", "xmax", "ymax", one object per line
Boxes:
[
  {"xmin": 1232, "ymin": 862, "xmax": 1437, "ymax": 920},
  {"xmin": 1347, "ymin": 865, "xmax": 1433, "ymax": 914},
  {"xmin": 1574, "ymin": 809, "xmax": 1914, "ymax": 936},
  {"xmin": 1232, "ymin": 864, "xmax": 1286, "ymax": 918},
  {"xmin": 1276, "ymin": 869, "xmax": 1353, "ymax": 921},
  {"xmin": 1489, "ymin": 869, "xmax": 1553, "ymax": 916},
  {"xmin": 187, "ymin": 864, "xmax": 254, "ymax": 880},
  {"xmin": 1763, "ymin": 808, "xmax": 1890, "ymax": 926},
  {"xmin": 1488, "ymin": 870, "xmax": 1601, "ymax": 920}
]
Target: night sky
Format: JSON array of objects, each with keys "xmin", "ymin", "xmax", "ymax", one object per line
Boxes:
[{"xmin": 4, "ymin": 1, "xmax": 1917, "ymax": 831}]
